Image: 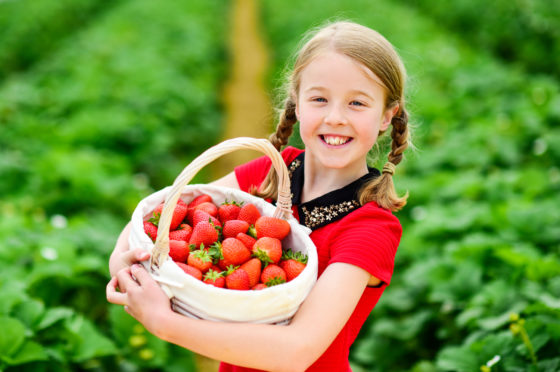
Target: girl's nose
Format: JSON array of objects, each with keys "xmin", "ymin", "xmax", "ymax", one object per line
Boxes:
[{"xmin": 324, "ymin": 104, "xmax": 348, "ymax": 125}]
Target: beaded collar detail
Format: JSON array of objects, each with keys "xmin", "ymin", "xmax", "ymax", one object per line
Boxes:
[{"xmin": 288, "ymin": 152, "xmax": 380, "ymax": 230}]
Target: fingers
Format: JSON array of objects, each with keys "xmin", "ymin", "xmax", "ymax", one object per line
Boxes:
[
  {"xmin": 130, "ymin": 264, "xmax": 155, "ymax": 287},
  {"xmin": 124, "ymin": 248, "xmax": 151, "ymax": 266},
  {"xmin": 106, "ymin": 276, "xmax": 128, "ymax": 305}
]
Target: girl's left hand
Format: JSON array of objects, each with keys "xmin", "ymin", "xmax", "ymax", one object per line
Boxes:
[{"xmin": 106, "ymin": 264, "xmax": 172, "ymax": 334}]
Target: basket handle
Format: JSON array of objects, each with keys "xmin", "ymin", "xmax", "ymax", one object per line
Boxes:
[{"xmin": 150, "ymin": 137, "xmax": 292, "ymax": 270}]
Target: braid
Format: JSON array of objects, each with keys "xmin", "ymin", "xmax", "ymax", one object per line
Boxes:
[
  {"xmin": 387, "ymin": 109, "xmax": 409, "ymax": 166},
  {"xmin": 251, "ymin": 97, "xmax": 298, "ymax": 200},
  {"xmin": 359, "ymin": 108, "xmax": 410, "ymax": 211}
]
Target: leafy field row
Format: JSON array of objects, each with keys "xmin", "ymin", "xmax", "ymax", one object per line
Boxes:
[
  {"xmin": 261, "ymin": 1, "xmax": 560, "ymax": 371},
  {"xmin": 401, "ymin": 0, "xmax": 560, "ymax": 80},
  {"xmin": 0, "ymin": 0, "xmax": 229, "ymax": 370},
  {"xmin": 0, "ymin": 0, "xmax": 124, "ymax": 79}
]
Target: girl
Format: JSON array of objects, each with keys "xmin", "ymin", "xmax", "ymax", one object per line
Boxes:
[{"xmin": 107, "ymin": 20, "xmax": 410, "ymax": 371}]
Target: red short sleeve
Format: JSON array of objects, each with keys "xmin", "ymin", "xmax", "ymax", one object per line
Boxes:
[
  {"xmin": 327, "ymin": 203, "xmax": 402, "ymax": 285},
  {"xmin": 234, "ymin": 146, "xmax": 303, "ymax": 193}
]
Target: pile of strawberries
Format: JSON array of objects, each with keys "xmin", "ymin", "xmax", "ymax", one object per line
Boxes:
[{"xmin": 143, "ymin": 194, "xmax": 308, "ymax": 290}]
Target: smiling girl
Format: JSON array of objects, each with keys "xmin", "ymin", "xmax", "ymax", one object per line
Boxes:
[{"xmin": 107, "ymin": 20, "xmax": 411, "ymax": 371}]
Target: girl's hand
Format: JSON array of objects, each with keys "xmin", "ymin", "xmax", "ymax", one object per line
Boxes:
[
  {"xmin": 106, "ymin": 264, "xmax": 172, "ymax": 335},
  {"xmin": 109, "ymin": 223, "xmax": 151, "ymax": 277}
]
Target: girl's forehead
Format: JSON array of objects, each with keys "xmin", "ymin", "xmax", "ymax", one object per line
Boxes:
[{"xmin": 299, "ymin": 51, "xmax": 387, "ymax": 92}]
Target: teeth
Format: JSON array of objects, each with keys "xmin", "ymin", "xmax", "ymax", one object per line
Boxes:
[{"xmin": 323, "ymin": 135, "xmax": 350, "ymax": 146}]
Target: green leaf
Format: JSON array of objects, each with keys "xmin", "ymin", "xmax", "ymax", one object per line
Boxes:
[
  {"xmin": 37, "ymin": 307, "xmax": 75, "ymax": 330},
  {"xmin": 65, "ymin": 314, "xmax": 117, "ymax": 362},
  {"xmin": 436, "ymin": 346, "xmax": 479, "ymax": 372},
  {"xmin": 5, "ymin": 340, "xmax": 48, "ymax": 365},
  {"xmin": 0, "ymin": 317, "xmax": 26, "ymax": 359}
]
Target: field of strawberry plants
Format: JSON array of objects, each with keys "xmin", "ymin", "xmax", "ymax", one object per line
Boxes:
[
  {"xmin": 261, "ymin": 1, "xmax": 560, "ymax": 371},
  {"xmin": 0, "ymin": 0, "xmax": 228, "ymax": 370},
  {"xmin": 1, "ymin": 0, "xmax": 559, "ymax": 371}
]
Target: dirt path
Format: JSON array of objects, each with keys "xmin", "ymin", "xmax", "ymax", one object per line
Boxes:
[
  {"xmin": 197, "ymin": 0, "xmax": 271, "ymax": 370},
  {"xmin": 210, "ymin": 0, "xmax": 273, "ymax": 181}
]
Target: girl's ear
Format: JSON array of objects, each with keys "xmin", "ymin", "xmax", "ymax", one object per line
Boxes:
[{"xmin": 381, "ymin": 104, "xmax": 399, "ymax": 131}]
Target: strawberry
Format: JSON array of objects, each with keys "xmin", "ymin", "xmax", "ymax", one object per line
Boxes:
[
  {"xmin": 189, "ymin": 221, "xmax": 219, "ymax": 247},
  {"xmin": 187, "ymin": 249, "xmax": 213, "ymax": 273},
  {"xmin": 260, "ymin": 264, "xmax": 287, "ymax": 286},
  {"xmin": 186, "ymin": 194, "xmax": 213, "ymax": 224},
  {"xmin": 192, "ymin": 209, "xmax": 222, "ymax": 228},
  {"xmin": 188, "ymin": 194, "xmax": 213, "ymax": 208},
  {"xmin": 203, "ymin": 269, "xmax": 225, "ymax": 288},
  {"xmin": 255, "ymin": 216, "xmax": 290, "ymax": 240},
  {"xmin": 151, "ymin": 199, "xmax": 188, "ymax": 231},
  {"xmin": 222, "ymin": 220, "xmax": 249, "ymax": 239},
  {"xmin": 252, "ymin": 283, "xmax": 268, "ymax": 290},
  {"xmin": 169, "ymin": 224, "xmax": 192, "ymax": 242},
  {"xmin": 252, "ymin": 237, "xmax": 283, "ymax": 266},
  {"xmin": 280, "ymin": 250, "xmax": 308, "ymax": 281},
  {"xmin": 194, "ymin": 202, "xmax": 219, "ymax": 218},
  {"xmin": 238, "ymin": 203, "xmax": 261, "ymax": 225},
  {"xmin": 218, "ymin": 200, "xmax": 242, "ymax": 224},
  {"xmin": 168, "ymin": 240, "xmax": 189, "ymax": 262},
  {"xmin": 225, "ymin": 267, "xmax": 251, "ymax": 290},
  {"xmin": 240, "ymin": 258, "xmax": 262, "ymax": 288},
  {"xmin": 221, "ymin": 238, "xmax": 251, "ymax": 266},
  {"xmin": 143, "ymin": 221, "xmax": 158, "ymax": 241},
  {"xmin": 236, "ymin": 232, "xmax": 256, "ymax": 250},
  {"xmin": 176, "ymin": 262, "xmax": 202, "ymax": 280}
]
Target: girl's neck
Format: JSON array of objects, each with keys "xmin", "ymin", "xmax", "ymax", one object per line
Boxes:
[{"xmin": 300, "ymin": 155, "xmax": 369, "ymax": 203}]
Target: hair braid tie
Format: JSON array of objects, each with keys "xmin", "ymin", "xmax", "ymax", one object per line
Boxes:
[{"xmin": 382, "ymin": 162, "xmax": 396, "ymax": 175}]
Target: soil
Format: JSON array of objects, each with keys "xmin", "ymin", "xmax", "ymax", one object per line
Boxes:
[{"xmin": 210, "ymin": 0, "xmax": 273, "ymax": 181}]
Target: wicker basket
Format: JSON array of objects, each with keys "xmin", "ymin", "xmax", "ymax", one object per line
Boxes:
[{"xmin": 128, "ymin": 137, "xmax": 318, "ymax": 324}]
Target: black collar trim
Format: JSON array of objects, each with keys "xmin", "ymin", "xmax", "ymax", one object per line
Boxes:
[{"xmin": 288, "ymin": 152, "xmax": 380, "ymax": 230}]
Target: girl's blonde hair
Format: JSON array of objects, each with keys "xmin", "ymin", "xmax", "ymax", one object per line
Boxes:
[{"xmin": 254, "ymin": 21, "xmax": 410, "ymax": 211}]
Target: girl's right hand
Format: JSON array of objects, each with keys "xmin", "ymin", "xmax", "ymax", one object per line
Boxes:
[{"xmin": 109, "ymin": 223, "xmax": 151, "ymax": 277}]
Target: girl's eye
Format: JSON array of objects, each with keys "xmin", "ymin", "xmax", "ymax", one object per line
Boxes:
[
  {"xmin": 312, "ymin": 97, "xmax": 327, "ymax": 103},
  {"xmin": 350, "ymin": 100, "xmax": 365, "ymax": 106}
]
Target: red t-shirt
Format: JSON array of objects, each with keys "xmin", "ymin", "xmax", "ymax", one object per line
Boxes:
[{"xmin": 220, "ymin": 147, "xmax": 402, "ymax": 372}]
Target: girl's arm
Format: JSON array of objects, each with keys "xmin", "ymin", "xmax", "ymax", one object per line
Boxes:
[
  {"xmin": 108, "ymin": 260, "xmax": 371, "ymax": 372},
  {"xmin": 108, "ymin": 172, "xmax": 240, "ymax": 276}
]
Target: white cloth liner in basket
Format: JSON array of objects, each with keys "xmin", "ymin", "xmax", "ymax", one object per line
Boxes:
[{"xmin": 128, "ymin": 138, "xmax": 318, "ymax": 324}]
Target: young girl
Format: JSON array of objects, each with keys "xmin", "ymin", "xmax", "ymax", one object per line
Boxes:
[{"xmin": 107, "ymin": 20, "xmax": 410, "ymax": 371}]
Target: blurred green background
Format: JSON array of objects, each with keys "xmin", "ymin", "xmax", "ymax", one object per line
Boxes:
[{"xmin": 1, "ymin": 0, "xmax": 559, "ymax": 371}]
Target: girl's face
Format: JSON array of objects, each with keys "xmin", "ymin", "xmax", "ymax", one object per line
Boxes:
[{"xmin": 296, "ymin": 51, "xmax": 396, "ymax": 174}]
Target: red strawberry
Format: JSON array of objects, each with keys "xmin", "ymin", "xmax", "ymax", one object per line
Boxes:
[
  {"xmin": 203, "ymin": 269, "xmax": 225, "ymax": 288},
  {"xmin": 168, "ymin": 240, "xmax": 189, "ymax": 262},
  {"xmin": 260, "ymin": 264, "xmax": 287, "ymax": 286},
  {"xmin": 169, "ymin": 224, "xmax": 192, "ymax": 242},
  {"xmin": 226, "ymin": 268, "xmax": 251, "ymax": 290},
  {"xmin": 238, "ymin": 203, "xmax": 261, "ymax": 225},
  {"xmin": 221, "ymin": 238, "xmax": 251, "ymax": 266},
  {"xmin": 255, "ymin": 216, "xmax": 290, "ymax": 240},
  {"xmin": 176, "ymin": 262, "xmax": 202, "ymax": 280},
  {"xmin": 252, "ymin": 283, "xmax": 267, "ymax": 290},
  {"xmin": 252, "ymin": 237, "xmax": 283, "ymax": 266},
  {"xmin": 192, "ymin": 210, "xmax": 222, "ymax": 228},
  {"xmin": 280, "ymin": 250, "xmax": 308, "ymax": 281},
  {"xmin": 218, "ymin": 200, "xmax": 242, "ymax": 224},
  {"xmin": 194, "ymin": 202, "xmax": 218, "ymax": 218},
  {"xmin": 187, "ymin": 249, "xmax": 213, "ymax": 273},
  {"xmin": 186, "ymin": 194, "xmax": 213, "ymax": 223},
  {"xmin": 222, "ymin": 220, "xmax": 249, "ymax": 239},
  {"xmin": 236, "ymin": 232, "xmax": 256, "ymax": 250},
  {"xmin": 143, "ymin": 221, "xmax": 158, "ymax": 241},
  {"xmin": 189, "ymin": 221, "xmax": 219, "ymax": 247},
  {"xmin": 240, "ymin": 258, "xmax": 261, "ymax": 288},
  {"xmin": 151, "ymin": 199, "xmax": 188, "ymax": 231},
  {"xmin": 188, "ymin": 194, "xmax": 213, "ymax": 208}
]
